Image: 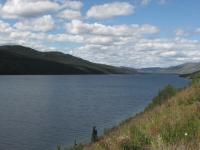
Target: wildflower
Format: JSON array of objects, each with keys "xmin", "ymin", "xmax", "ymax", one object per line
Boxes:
[{"xmin": 185, "ymin": 133, "xmax": 187, "ymax": 136}]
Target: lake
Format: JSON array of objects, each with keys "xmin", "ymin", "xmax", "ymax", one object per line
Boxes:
[{"xmin": 0, "ymin": 74, "xmax": 189, "ymax": 150}]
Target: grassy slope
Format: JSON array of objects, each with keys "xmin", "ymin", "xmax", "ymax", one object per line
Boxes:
[
  {"xmin": 84, "ymin": 83, "xmax": 200, "ymax": 150},
  {"xmin": 0, "ymin": 45, "xmax": 136, "ymax": 75}
]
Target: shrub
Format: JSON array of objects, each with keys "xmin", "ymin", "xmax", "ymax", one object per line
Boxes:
[{"xmin": 145, "ymin": 85, "xmax": 183, "ymax": 111}]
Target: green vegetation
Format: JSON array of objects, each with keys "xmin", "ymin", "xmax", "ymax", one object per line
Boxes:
[
  {"xmin": 0, "ymin": 45, "xmax": 137, "ymax": 75},
  {"xmin": 84, "ymin": 82, "xmax": 200, "ymax": 150},
  {"xmin": 91, "ymin": 126, "xmax": 98, "ymax": 143},
  {"xmin": 144, "ymin": 84, "xmax": 185, "ymax": 111},
  {"xmin": 63, "ymin": 143, "xmax": 84, "ymax": 150},
  {"xmin": 180, "ymin": 70, "xmax": 200, "ymax": 79},
  {"xmin": 190, "ymin": 72, "xmax": 200, "ymax": 85},
  {"xmin": 53, "ymin": 80, "xmax": 200, "ymax": 150}
]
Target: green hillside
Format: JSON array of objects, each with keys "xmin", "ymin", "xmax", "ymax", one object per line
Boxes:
[
  {"xmin": 51, "ymin": 74, "xmax": 200, "ymax": 150},
  {"xmin": 83, "ymin": 82, "xmax": 200, "ymax": 150},
  {"xmin": 0, "ymin": 45, "xmax": 136, "ymax": 75},
  {"xmin": 52, "ymin": 81, "xmax": 200, "ymax": 150},
  {"xmin": 180, "ymin": 71, "xmax": 200, "ymax": 79}
]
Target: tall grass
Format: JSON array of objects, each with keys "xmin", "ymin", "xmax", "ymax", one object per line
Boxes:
[{"xmin": 84, "ymin": 82, "xmax": 200, "ymax": 150}]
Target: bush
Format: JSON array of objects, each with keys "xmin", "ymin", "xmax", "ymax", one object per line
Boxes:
[
  {"xmin": 145, "ymin": 85, "xmax": 183, "ymax": 111},
  {"xmin": 190, "ymin": 72, "xmax": 200, "ymax": 85}
]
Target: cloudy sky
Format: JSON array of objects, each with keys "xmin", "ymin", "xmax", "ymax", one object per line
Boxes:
[{"xmin": 0, "ymin": 0, "xmax": 200, "ymax": 68}]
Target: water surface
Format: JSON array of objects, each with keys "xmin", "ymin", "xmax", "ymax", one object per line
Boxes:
[{"xmin": 0, "ymin": 74, "xmax": 189, "ymax": 150}]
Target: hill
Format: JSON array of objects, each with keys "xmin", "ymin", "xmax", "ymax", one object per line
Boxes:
[
  {"xmin": 134, "ymin": 62, "xmax": 200, "ymax": 74},
  {"xmin": 179, "ymin": 71, "xmax": 200, "ymax": 79},
  {"xmin": 135, "ymin": 67, "xmax": 163, "ymax": 73},
  {"xmin": 83, "ymin": 82, "xmax": 200, "ymax": 150},
  {"xmin": 157, "ymin": 62, "xmax": 200, "ymax": 74},
  {"xmin": 0, "ymin": 45, "xmax": 137, "ymax": 75}
]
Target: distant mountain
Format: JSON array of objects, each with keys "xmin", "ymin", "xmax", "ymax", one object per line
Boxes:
[
  {"xmin": 0, "ymin": 45, "xmax": 137, "ymax": 75},
  {"xmin": 133, "ymin": 62, "xmax": 200, "ymax": 74},
  {"xmin": 157, "ymin": 62, "xmax": 200, "ymax": 74},
  {"xmin": 135, "ymin": 67, "xmax": 163, "ymax": 73}
]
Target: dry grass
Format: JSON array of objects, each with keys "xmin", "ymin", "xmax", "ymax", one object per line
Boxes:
[{"xmin": 84, "ymin": 83, "xmax": 200, "ymax": 150}]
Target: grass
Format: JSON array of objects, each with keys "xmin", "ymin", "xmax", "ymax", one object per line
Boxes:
[{"xmin": 83, "ymin": 82, "xmax": 200, "ymax": 150}]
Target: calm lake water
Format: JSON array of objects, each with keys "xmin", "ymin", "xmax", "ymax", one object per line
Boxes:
[{"xmin": 0, "ymin": 74, "xmax": 189, "ymax": 150}]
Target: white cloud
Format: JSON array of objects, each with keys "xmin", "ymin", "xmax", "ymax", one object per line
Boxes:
[
  {"xmin": 141, "ymin": 0, "xmax": 152, "ymax": 6},
  {"xmin": 1, "ymin": 0, "xmax": 59, "ymax": 19},
  {"xmin": 0, "ymin": 4, "xmax": 3, "ymax": 17},
  {"xmin": 158, "ymin": 0, "xmax": 166, "ymax": 5},
  {"xmin": 14, "ymin": 15, "xmax": 55, "ymax": 32},
  {"xmin": 141, "ymin": 0, "xmax": 166, "ymax": 6},
  {"xmin": 56, "ymin": 9, "xmax": 81, "ymax": 20},
  {"xmin": 69, "ymin": 38, "xmax": 200, "ymax": 68},
  {"xmin": 86, "ymin": 2, "xmax": 134, "ymax": 20},
  {"xmin": 65, "ymin": 20, "xmax": 159, "ymax": 37},
  {"xmin": 173, "ymin": 29, "xmax": 189, "ymax": 37},
  {"xmin": 9, "ymin": 31, "xmax": 32, "ymax": 39},
  {"xmin": 0, "ymin": 0, "xmax": 83, "ymax": 19},
  {"xmin": 64, "ymin": 20, "xmax": 159, "ymax": 46},
  {"xmin": 52, "ymin": 0, "xmax": 83, "ymax": 11},
  {"xmin": 60, "ymin": 1, "xmax": 83, "ymax": 10},
  {"xmin": 135, "ymin": 38, "xmax": 199, "ymax": 51},
  {"xmin": 1, "ymin": 19, "xmax": 199, "ymax": 68},
  {"xmin": 46, "ymin": 34, "xmax": 84, "ymax": 44},
  {"xmin": 0, "ymin": 20, "xmax": 13, "ymax": 33},
  {"xmin": 196, "ymin": 28, "xmax": 200, "ymax": 33}
]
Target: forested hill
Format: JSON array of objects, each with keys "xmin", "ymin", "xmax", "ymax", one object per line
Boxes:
[{"xmin": 0, "ymin": 45, "xmax": 137, "ymax": 75}]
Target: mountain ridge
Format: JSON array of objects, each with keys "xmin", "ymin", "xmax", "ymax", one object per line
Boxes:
[
  {"xmin": 157, "ymin": 62, "xmax": 200, "ymax": 74},
  {"xmin": 134, "ymin": 62, "xmax": 200, "ymax": 74},
  {"xmin": 0, "ymin": 45, "xmax": 137, "ymax": 75}
]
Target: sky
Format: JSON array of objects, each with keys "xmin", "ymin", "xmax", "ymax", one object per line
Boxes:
[{"xmin": 0, "ymin": 0, "xmax": 200, "ymax": 68}]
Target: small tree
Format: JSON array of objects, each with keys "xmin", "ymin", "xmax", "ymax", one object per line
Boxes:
[
  {"xmin": 74, "ymin": 140, "xmax": 77, "ymax": 149},
  {"xmin": 57, "ymin": 145, "xmax": 61, "ymax": 150},
  {"xmin": 91, "ymin": 126, "xmax": 98, "ymax": 143}
]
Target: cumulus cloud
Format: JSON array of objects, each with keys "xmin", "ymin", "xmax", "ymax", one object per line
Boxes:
[
  {"xmin": 173, "ymin": 29, "xmax": 189, "ymax": 37},
  {"xmin": 0, "ymin": 0, "xmax": 84, "ymax": 19},
  {"xmin": 1, "ymin": 0, "xmax": 59, "ymax": 19},
  {"xmin": 45, "ymin": 34, "xmax": 84, "ymax": 44},
  {"xmin": 50, "ymin": 0, "xmax": 84, "ymax": 11},
  {"xmin": 0, "ymin": 4, "xmax": 3, "ymax": 17},
  {"xmin": 14, "ymin": 15, "xmax": 55, "ymax": 32},
  {"xmin": 69, "ymin": 38, "xmax": 200, "ymax": 68},
  {"xmin": 60, "ymin": 1, "xmax": 83, "ymax": 10},
  {"xmin": 65, "ymin": 20, "xmax": 159, "ymax": 37},
  {"xmin": 140, "ymin": 0, "xmax": 166, "ymax": 6},
  {"xmin": 0, "ymin": 20, "xmax": 13, "ymax": 33},
  {"xmin": 56, "ymin": 9, "xmax": 81, "ymax": 20},
  {"xmin": 44, "ymin": 34, "xmax": 117, "ymax": 46},
  {"xmin": 196, "ymin": 28, "xmax": 200, "ymax": 33},
  {"xmin": 158, "ymin": 0, "xmax": 166, "ymax": 5},
  {"xmin": 1, "ymin": 19, "xmax": 200, "ymax": 68},
  {"xmin": 64, "ymin": 20, "xmax": 159, "ymax": 46},
  {"xmin": 86, "ymin": 2, "xmax": 134, "ymax": 20},
  {"xmin": 141, "ymin": 0, "xmax": 152, "ymax": 6},
  {"xmin": 135, "ymin": 38, "xmax": 199, "ymax": 51}
]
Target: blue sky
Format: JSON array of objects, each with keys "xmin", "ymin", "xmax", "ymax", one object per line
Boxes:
[{"xmin": 0, "ymin": 0, "xmax": 200, "ymax": 68}]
